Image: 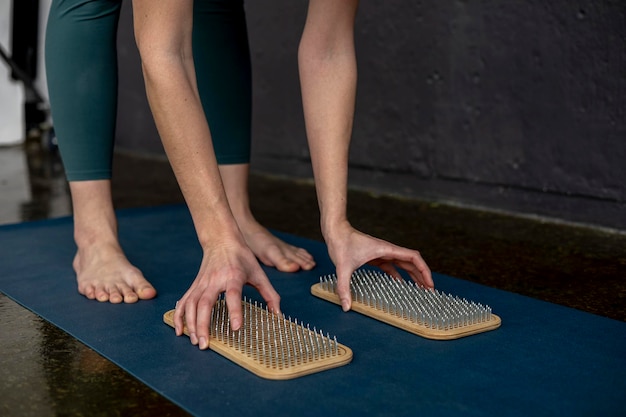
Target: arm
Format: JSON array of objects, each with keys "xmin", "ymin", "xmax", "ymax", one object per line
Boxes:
[
  {"xmin": 298, "ymin": 0, "xmax": 433, "ymax": 311},
  {"xmin": 132, "ymin": 0, "xmax": 280, "ymax": 348}
]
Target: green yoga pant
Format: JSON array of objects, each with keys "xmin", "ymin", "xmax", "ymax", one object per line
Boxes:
[{"xmin": 45, "ymin": 0, "xmax": 252, "ymax": 182}]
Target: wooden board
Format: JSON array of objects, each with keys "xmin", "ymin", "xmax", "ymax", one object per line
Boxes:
[
  {"xmin": 311, "ymin": 283, "xmax": 501, "ymax": 340},
  {"xmin": 163, "ymin": 301, "xmax": 352, "ymax": 380}
]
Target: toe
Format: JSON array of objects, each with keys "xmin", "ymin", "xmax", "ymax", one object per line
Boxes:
[
  {"xmin": 79, "ymin": 283, "xmax": 97, "ymax": 300},
  {"xmin": 296, "ymin": 247, "xmax": 315, "ymax": 261},
  {"xmin": 118, "ymin": 283, "xmax": 139, "ymax": 304},
  {"xmin": 276, "ymin": 259, "xmax": 300, "ymax": 273},
  {"xmin": 95, "ymin": 286, "xmax": 110, "ymax": 302},
  {"xmin": 107, "ymin": 286, "xmax": 124, "ymax": 304},
  {"xmin": 269, "ymin": 248, "xmax": 301, "ymax": 272},
  {"xmin": 137, "ymin": 284, "xmax": 157, "ymax": 300},
  {"xmin": 291, "ymin": 247, "xmax": 316, "ymax": 270}
]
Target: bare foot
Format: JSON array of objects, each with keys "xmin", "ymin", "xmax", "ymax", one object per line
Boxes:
[
  {"xmin": 217, "ymin": 164, "xmax": 316, "ymax": 272},
  {"xmin": 240, "ymin": 224, "xmax": 316, "ymax": 273},
  {"xmin": 73, "ymin": 242, "xmax": 157, "ymax": 303}
]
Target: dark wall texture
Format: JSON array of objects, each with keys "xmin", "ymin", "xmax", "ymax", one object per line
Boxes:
[{"xmin": 115, "ymin": 1, "xmax": 626, "ymax": 230}]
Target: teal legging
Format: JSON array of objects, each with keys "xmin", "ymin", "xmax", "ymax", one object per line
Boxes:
[{"xmin": 45, "ymin": 0, "xmax": 252, "ymax": 181}]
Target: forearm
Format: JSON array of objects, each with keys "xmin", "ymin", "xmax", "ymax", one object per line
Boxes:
[
  {"xmin": 298, "ymin": 0, "xmax": 359, "ymax": 240},
  {"xmin": 299, "ymin": 1, "xmax": 433, "ymax": 307},
  {"xmin": 147, "ymin": 70, "xmax": 239, "ymax": 243},
  {"xmin": 134, "ymin": 0, "xmax": 240, "ymax": 247}
]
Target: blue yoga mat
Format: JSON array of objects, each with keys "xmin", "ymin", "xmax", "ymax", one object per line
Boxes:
[{"xmin": 1, "ymin": 205, "xmax": 624, "ymax": 416}]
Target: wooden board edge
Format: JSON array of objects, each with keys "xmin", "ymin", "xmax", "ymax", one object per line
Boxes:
[
  {"xmin": 163, "ymin": 309, "xmax": 353, "ymax": 380},
  {"xmin": 310, "ymin": 283, "xmax": 501, "ymax": 340}
]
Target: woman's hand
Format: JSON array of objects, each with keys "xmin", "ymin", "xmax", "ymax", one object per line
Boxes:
[
  {"xmin": 325, "ymin": 221, "xmax": 433, "ymax": 312},
  {"xmin": 173, "ymin": 240, "xmax": 280, "ymax": 350}
]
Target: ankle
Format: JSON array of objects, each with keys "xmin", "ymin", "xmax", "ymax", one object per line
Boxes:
[
  {"xmin": 74, "ymin": 229, "xmax": 120, "ymax": 252},
  {"xmin": 73, "ymin": 216, "xmax": 119, "ymax": 247},
  {"xmin": 230, "ymin": 206, "xmax": 259, "ymax": 230}
]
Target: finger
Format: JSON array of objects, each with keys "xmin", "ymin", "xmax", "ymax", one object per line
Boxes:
[
  {"xmin": 196, "ymin": 291, "xmax": 218, "ymax": 350},
  {"xmin": 252, "ymin": 274, "xmax": 281, "ymax": 316},
  {"xmin": 394, "ymin": 257, "xmax": 433, "ymax": 288},
  {"xmin": 335, "ymin": 266, "xmax": 353, "ymax": 312},
  {"xmin": 375, "ymin": 263, "xmax": 402, "ymax": 280},
  {"xmin": 416, "ymin": 262, "xmax": 433, "ymax": 288},
  {"xmin": 173, "ymin": 299, "xmax": 185, "ymax": 336},
  {"xmin": 375, "ymin": 248, "xmax": 434, "ymax": 289},
  {"xmin": 225, "ymin": 286, "xmax": 244, "ymax": 331},
  {"xmin": 184, "ymin": 297, "xmax": 199, "ymax": 346}
]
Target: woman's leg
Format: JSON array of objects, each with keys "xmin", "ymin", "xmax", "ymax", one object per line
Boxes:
[
  {"xmin": 193, "ymin": 0, "xmax": 315, "ymax": 272},
  {"xmin": 46, "ymin": 0, "xmax": 156, "ymax": 303}
]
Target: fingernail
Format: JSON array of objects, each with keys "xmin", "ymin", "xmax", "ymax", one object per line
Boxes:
[
  {"xmin": 231, "ymin": 318, "xmax": 241, "ymax": 331},
  {"xmin": 199, "ymin": 336, "xmax": 208, "ymax": 350},
  {"xmin": 190, "ymin": 333, "xmax": 198, "ymax": 345},
  {"xmin": 341, "ymin": 299, "xmax": 350, "ymax": 312}
]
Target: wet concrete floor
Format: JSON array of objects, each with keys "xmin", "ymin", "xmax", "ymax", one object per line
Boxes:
[{"xmin": 1, "ymin": 135, "xmax": 624, "ymax": 416}]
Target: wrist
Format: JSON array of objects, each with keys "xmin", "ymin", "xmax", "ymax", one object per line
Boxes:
[
  {"xmin": 321, "ymin": 216, "xmax": 351, "ymax": 242},
  {"xmin": 193, "ymin": 208, "xmax": 243, "ymax": 249}
]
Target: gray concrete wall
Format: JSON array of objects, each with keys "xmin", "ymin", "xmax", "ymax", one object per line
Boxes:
[{"xmin": 115, "ymin": 1, "xmax": 626, "ymax": 230}]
